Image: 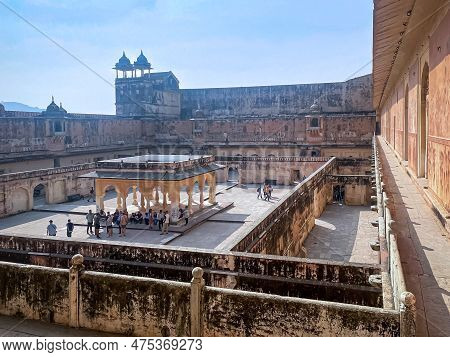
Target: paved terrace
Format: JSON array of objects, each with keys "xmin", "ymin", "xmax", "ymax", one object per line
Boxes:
[
  {"xmin": 304, "ymin": 203, "xmax": 379, "ymax": 264},
  {"xmin": 378, "ymin": 138, "xmax": 450, "ymax": 337},
  {"xmin": 0, "ymin": 183, "xmax": 293, "ymax": 251}
]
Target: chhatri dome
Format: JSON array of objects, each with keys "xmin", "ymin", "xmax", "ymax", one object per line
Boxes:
[
  {"xmin": 46, "ymin": 96, "xmax": 60, "ymax": 113},
  {"xmin": 134, "ymin": 50, "xmax": 151, "ymax": 70},
  {"xmin": 41, "ymin": 96, "xmax": 69, "ymax": 117},
  {"xmin": 114, "ymin": 51, "xmax": 133, "ymax": 71}
]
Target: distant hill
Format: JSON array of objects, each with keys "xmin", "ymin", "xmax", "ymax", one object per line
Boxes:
[{"xmin": 1, "ymin": 101, "xmax": 43, "ymax": 112}]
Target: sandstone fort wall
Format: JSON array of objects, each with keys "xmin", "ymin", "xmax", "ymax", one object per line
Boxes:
[{"xmin": 180, "ymin": 75, "xmax": 373, "ymax": 119}]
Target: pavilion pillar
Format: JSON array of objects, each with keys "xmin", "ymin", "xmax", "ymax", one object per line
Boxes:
[
  {"xmin": 173, "ymin": 185, "xmax": 180, "ymax": 206},
  {"xmin": 199, "ymin": 177, "xmax": 205, "ymax": 209},
  {"xmin": 208, "ymin": 172, "xmax": 217, "ymax": 204},
  {"xmin": 96, "ymin": 196, "xmax": 105, "ymax": 212},
  {"xmin": 116, "ymin": 190, "xmax": 123, "ymax": 210},
  {"xmin": 187, "ymin": 184, "xmax": 194, "ymax": 214},
  {"xmin": 168, "ymin": 187, "xmax": 179, "ymax": 208},
  {"xmin": 162, "ymin": 187, "xmax": 168, "ymax": 210},
  {"xmin": 121, "ymin": 192, "xmax": 128, "ymax": 212},
  {"xmin": 140, "ymin": 191, "xmax": 146, "ymax": 212},
  {"xmin": 154, "ymin": 187, "xmax": 160, "ymax": 205},
  {"xmin": 95, "ymin": 181, "xmax": 105, "ymax": 212},
  {"xmin": 132, "ymin": 185, "xmax": 138, "ymax": 206}
]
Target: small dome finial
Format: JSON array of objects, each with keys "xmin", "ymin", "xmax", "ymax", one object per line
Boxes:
[{"xmin": 51, "ymin": 95, "xmax": 54, "ymax": 103}]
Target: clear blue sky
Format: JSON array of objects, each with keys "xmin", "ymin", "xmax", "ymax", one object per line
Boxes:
[{"xmin": 0, "ymin": 0, "xmax": 373, "ymax": 114}]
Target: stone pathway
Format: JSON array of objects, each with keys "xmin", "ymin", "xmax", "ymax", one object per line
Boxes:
[
  {"xmin": 378, "ymin": 138, "xmax": 450, "ymax": 337},
  {"xmin": 304, "ymin": 203, "xmax": 379, "ymax": 264}
]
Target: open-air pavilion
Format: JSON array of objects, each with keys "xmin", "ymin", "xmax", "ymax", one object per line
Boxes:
[{"xmin": 81, "ymin": 154, "xmax": 224, "ymax": 221}]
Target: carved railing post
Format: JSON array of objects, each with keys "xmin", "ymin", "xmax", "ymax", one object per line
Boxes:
[
  {"xmin": 400, "ymin": 291, "xmax": 416, "ymax": 337},
  {"xmin": 190, "ymin": 267, "xmax": 205, "ymax": 337},
  {"xmin": 69, "ymin": 254, "xmax": 84, "ymax": 328}
]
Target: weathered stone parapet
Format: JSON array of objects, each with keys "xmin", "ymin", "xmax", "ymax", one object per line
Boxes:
[
  {"xmin": 69, "ymin": 254, "xmax": 84, "ymax": 328},
  {"xmin": 0, "ymin": 259, "xmax": 401, "ymax": 337},
  {"xmin": 0, "ymin": 232, "xmax": 381, "ymax": 287},
  {"xmin": 400, "ymin": 291, "xmax": 416, "ymax": 337},
  {"xmin": 190, "ymin": 267, "xmax": 205, "ymax": 337},
  {"xmin": 374, "ymin": 136, "xmax": 416, "ymax": 335}
]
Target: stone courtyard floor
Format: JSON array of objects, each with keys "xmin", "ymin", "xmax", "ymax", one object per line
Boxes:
[
  {"xmin": 378, "ymin": 138, "xmax": 450, "ymax": 337},
  {"xmin": 304, "ymin": 203, "xmax": 379, "ymax": 264},
  {"xmin": 0, "ymin": 183, "xmax": 293, "ymax": 251}
]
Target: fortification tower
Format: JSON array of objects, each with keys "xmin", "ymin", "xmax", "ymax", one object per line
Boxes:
[{"xmin": 114, "ymin": 51, "xmax": 180, "ymax": 119}]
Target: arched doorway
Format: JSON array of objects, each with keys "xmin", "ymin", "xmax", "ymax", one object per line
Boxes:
[
  {"xmin": 418, "ymin": 62, "xmax": 429, "ymax": 178},
  {"xmin": 103, "ymin": 185, "xmax": 118, "ymax": 211},
  {"xmin": 228, "ymin": 167, "xmax": 239, "ymax": 182},
  {"xmin": 404, "ymin": 84, "xmax": 409, "ymax": 161},
  {"xmin": 10, "ymin": 187, "xmax": 29, "ymax": 214},
  {"xmin": 333, "ymin": 185, "xmax": 345, "ymax": 204},
  {"xmin": 33, "ymin": 183, "xmax": 47, "ymax": 208}
]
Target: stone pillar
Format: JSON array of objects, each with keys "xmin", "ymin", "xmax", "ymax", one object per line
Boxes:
[
  {"xmin": 116, "ymin": 190, "xmax": 122, "ymax": 210},
  {"xmin": 154, "ymin": 187, "xmax": 159, "ymax": 205},
  {"xmin": 190, "ymin": 267, "xmax": 205, "ymax": 337},
  {"xmin": 96, "ymin": 194, "xmax": 104, "ymax": 212},
  {"xmin": 162, "ymin": 188, "xmax": 168, "ymax": 210},
  {"xmin": 187, "ymin": 184, "xmax": 194, "ymax": 213},
  {"xmin": 132, "ymin": 186, "xmax": 138, "ymax": 206},
  {"xmin": 146, "ymin": 195, "xmax": 151, "ymax": 210},
  {"xmin": 172, "ymin": 185, "xmax": 180, "ymax": 207},
  {"xmin": 140, "ymin": 191, "xmax": 146, "ymax": 212},
  {"xmin": 94, "ymin": 181, "xmax": 104, "ymax": 211},
  {"xmin": 199, "ymin": 178, "xmax": 205, "ymax": 209},
  {"xmin": 400, "ymin": 291, "xmax": 416, "ymax": 337},
  {"xmin": 122, "ymin": 192, "xmax": 128, "ymax": 212},
  {"xmin": 69, "ymin": 254, "xmax": 84, "ymax": 328},
  {"xmin": 208, "ymin": 173, "xmax": 216, "ymax": 204}
]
